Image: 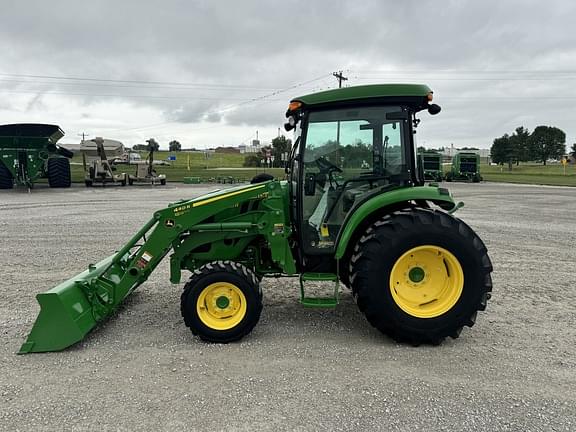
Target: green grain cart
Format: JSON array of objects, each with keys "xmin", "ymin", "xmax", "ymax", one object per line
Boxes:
[
  {"xmin": 445, "ymin": 152, "xmax": 482, "ymax": 182},
  {"xmin": 0, "ymin": 124, "xmax": 72, "ymax": 189},
  {"xmin": 20, "ymin": 84, "xmax": 493, "ymax": 353},
  {"xmin": 418, "ymin": 150, "xmax": 444, "ymax": 181}
]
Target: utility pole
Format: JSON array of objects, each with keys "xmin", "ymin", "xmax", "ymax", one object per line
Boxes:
[
  {"xmin": 332, "ymin": 71, "xmax": 348, "ymax": 156},
  {"xmin": 78, "ymin": 132, "xmax": 90, "ymax": 143},
  {"xmin": 332, "ymin": 70, "xmax": 348, "ymax": 88}
]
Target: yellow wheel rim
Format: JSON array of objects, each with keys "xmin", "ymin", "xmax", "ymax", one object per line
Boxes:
[
  {"xmin": 196, "ymin": 282, "xmax": 247, "ymax": 330},
  {"xmin": 389, "ymin": 245, "xmax": 464, "ymax": 318}
]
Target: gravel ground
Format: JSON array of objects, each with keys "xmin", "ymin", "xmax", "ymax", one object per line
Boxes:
[{"xmin": 0, "ymin": 182, "xmax": 575, "ymax": 432}]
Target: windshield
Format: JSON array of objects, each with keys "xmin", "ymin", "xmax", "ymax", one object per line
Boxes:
[{"xmin": 304, "ymin": 106, "xmax": 406, "ymax": 178}]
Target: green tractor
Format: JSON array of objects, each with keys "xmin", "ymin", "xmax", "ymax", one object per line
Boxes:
[
  {"xmin": 19, "ymin": 84, "xmax": 493, "ymax": 353},
  {"xmin": 0, "ymin": 124, "xmax": 72, "ymax": 190},
  {"xmin": 445, "ymin": 152, "xmax": 482, "ymax": 182},
  {"xmin": 418, "ymin": 150, "xmax": 444, "ymax": 182}
]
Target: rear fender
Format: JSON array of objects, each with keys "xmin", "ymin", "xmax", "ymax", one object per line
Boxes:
[{"xmin": 334, "ymin": 186, "xmax": 456, "ymax": 259}]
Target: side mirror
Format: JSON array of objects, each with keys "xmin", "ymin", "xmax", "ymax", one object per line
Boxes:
[
  {"xmin": 428, "ymin": 104, "xmax": 441, "ymax": 115},
  {"xmin": 284, "ymin": 115, "xmax": 297, "ymax": 131},
  {"xmin": 304, "ymin": 173, "xmax": 316, "ymax": 195}
]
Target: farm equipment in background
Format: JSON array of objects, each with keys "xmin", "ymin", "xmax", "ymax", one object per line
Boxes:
[
  {"xmin": 128, "ymin": 140, "xmax": 166, "ymax": 185},
  {"xmin": 81, "ymin": 137, "xmax": 127, "ymax": 187},
  {"xmin": 418, "ymin": 150, "xmax": 444, "ymax": 181},
  {"xmin": 445, "ymin": 152, "xmax": 482, "ymax": 182},
  {"xmin": 20, "ymin": 84, "xmax": 493, "ymax": 354},
  {"xmin": 0, "ymin": 123, "xmax": 72, "ymax": 190}
]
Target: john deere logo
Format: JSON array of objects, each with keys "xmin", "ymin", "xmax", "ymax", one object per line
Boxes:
[{"xmin": 165, "ymin": 219, "xmax": 175, "ymax": 228}]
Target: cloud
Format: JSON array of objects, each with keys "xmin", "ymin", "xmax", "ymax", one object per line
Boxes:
[{"xmin": 0, "ymin": 0, "xmax": 575, "ymax": 148}]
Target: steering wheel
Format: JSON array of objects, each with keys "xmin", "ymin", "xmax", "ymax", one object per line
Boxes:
[
  {"xmin": 315, "ymin": 156, "xmax": 342, "ymax": 173},
  {"xmin": 315, "ymin": 156, "xmax": 342, "ymax": 188}
]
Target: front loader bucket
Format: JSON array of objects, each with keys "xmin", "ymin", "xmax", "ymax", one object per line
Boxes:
[
  {"xmin": 19, "ymin": 216, "xmax": 162, "ymax": 354},
  {"xmin": 19, "ymin": 255, "xmax": 114, "ymax": 354}
]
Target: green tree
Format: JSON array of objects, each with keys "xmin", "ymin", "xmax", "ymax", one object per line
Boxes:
[
  {"xmin": 490, "ymin": 134, "xmax": 515, "ymax": 170},
  {"xmin": 341, "ymin": 141, "xmax": 372, "ymax": 168},
  {"xmin": 243, "ymin": 154, "xmax": 261, "ymax": 167},
  {"xmin": 510, "ymin": 126, "xmax": 530, "ymax": 164},
  {"xmin": 270, "ymin": 136, "xmax": 292, "ymax": 167},
  {"xmin": 527, "ymin": 126, "xmax": 566, "ymax": 165},
  {"xmin": 169, "ymin": 140, "xmax": 181, "ymax": 151},
  {"xmin": 146, "ymin": 138, "xmax": 160, "ymax": 152},
  {"xmin": 570, "ymin": 143, "xmax": 576, "ymax": 159}
]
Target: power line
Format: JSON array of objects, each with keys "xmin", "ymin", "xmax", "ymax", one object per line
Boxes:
[
  {"xmin": 201, "ymin": 73, "xmax": 332, "ymax": 115},
  {"xmin": 353, "ymin": 76, "xmax": 576, "ymax": 82},
  {"xmin": 0, "ymin": 72, "xmax": 279, "ymax": 90},
  {"xmin": 0, "ymin": 89, "xmax": 285, "ymax": 101},
  {"xmin": 105, "ymin": 74, "xmax": 331, "ymax": 133},
  {"xmin": 353, "ymin": 69, "xmax": 576, "ymax": 75},
  {"xmin": 0, "ymin": 77, "xmax": 280, "ymax": 92},
  {"xmin": 0, "ymin": 74, "xmax": 331, "ymax": 108}
]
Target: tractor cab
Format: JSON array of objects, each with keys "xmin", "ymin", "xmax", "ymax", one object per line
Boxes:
[{"xmin": 284, "ymin": 84, "xmax": 441, "ymax": 270}]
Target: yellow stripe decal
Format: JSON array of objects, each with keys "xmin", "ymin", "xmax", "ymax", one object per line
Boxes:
[{"xmin": 191, "ymin": 184, "xmax": 266, "ymax": 207}]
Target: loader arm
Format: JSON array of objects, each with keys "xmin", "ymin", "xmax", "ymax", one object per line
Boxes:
[{"xmin": 20, "ymin": 181, "xmax": 295, "ymax": 353}]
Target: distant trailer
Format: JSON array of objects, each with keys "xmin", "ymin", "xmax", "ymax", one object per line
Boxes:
[
  {"xmin": 81, "ymin": 137, "xmax": 127, "ymax": 187},
  {"xmin": 0, "ymin": 123, "xmax": 72, "ymax": 190},
  {"xmin": 445, "ymin": 152, "xmax": 482, "ymax": 182}
]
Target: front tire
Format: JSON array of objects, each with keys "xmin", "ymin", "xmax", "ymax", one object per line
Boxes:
[
  {"xmin": 350, "ymin": 209, "xmax": 492, "ymax": 345},
  {"xmin": 181, "ymin": 261, "xmax": 262, "ymax": 343}
]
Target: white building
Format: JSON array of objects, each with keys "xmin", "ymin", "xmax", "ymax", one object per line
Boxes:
[{"xmin": 239, "ymin": 139, "xmax": 262, "ymax": 154}]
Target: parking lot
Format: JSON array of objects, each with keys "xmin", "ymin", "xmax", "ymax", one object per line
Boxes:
[{"xmin": 1, "ymin": 182, "xmax": 575, "ymax": 431}]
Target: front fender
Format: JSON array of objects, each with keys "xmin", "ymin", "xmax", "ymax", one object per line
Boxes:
[{"xmin": 334, "ymin": 186, "xmax": 456, "ymax": 259}]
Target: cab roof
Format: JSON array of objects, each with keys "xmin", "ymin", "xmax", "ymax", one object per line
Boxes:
[{"xmin": 291, "ymin": 84, "xmax": 432, "ymax": 106}]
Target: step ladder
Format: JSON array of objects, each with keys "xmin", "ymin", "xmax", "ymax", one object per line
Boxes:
[{"xmin": 299, "ymin": 273, "xmax": 339, "ymax": 308}]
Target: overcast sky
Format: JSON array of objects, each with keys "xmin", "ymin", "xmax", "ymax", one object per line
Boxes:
[{"xmin": 1, "ymin": 0, "xmax": 575, "ymax": 150}]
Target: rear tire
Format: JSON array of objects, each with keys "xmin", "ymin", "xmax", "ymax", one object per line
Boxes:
[
  {"xmin": 47, "ymin": 158, "xmax": 71, "ymax": 188},
  {"xmin": 350, "ymin": 209, "xmax": 492, "ymax": 345},
  {"xmin": 160, "ymin": 178, "xmax": 166, "ymax": 185},
  {"xmin": 0, "ymin": 163, "xmax": 14, "ymax": 189},
  {"xmin": 181, "ymin": 261, "xmax": 262, "ymax": 343}
]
